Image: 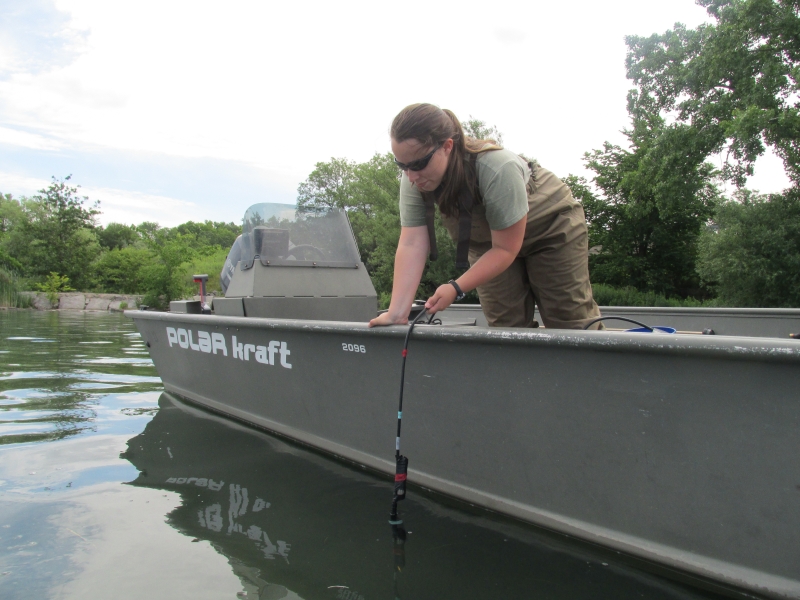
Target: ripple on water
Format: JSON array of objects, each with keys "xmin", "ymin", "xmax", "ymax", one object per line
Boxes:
[
  {"xmin": 67, "ymin": 382, "xmax": 128, "ymax": 390},
  {"xmin": 81, "ymin": 373, "xmax": 160, "ymax": 384},
  {"xmin": 0, "ymin": 371, "xmax": 62, "ymax": 381},
  {"xmin": 77, "ymin": 357, "xmax": 154, "ymax": 365},
  {"xmin": 1, "ymin": 388, "xmax": 71, "ymax": 399}
]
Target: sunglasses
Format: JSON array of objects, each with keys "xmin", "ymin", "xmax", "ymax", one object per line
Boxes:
[{"xmin": 394, "ymin": 144, "xmax": 441, "ymax": 172}]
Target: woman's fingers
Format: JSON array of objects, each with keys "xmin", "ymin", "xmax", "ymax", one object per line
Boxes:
[{"xmin": 425, "ymin": 284, "xmax": 457, "ymax": 314}]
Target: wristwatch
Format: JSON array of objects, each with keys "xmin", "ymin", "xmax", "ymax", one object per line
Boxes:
[{"xmin": 448, "ymin": 279, "xmax": 466, "ymax": 301}]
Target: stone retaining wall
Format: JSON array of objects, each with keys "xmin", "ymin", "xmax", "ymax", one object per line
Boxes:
[{"xmin": 21, "ymin": 292, "xmax": 143, "ymax": 312}]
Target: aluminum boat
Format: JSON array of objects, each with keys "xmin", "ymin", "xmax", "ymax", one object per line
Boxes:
[{"xmin": 128, "ymin": 203, "xmax": 800, "ymax": 599}]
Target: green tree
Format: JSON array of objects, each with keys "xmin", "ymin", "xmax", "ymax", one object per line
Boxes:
[
  {"xmin": 136, "ymin": 221, "xmax": 162, "ymax": 242},
  {"xmin": 296, "ymin": 157, "xmax": 358, "ymax": 212},
  {"xmin": 15, "ymin": 177, "xmax": 101, "ymax": 289},
  {"xmin": 0, "ymin": 193, "xmax": 24, "ymax": 271},
  {"xmin": 93, "ymin": 246, "xmax": 152, "ymax": 294},
  {"xmin": 697, "ymin": 188, "xmax": 800, "ymax": 306},
  {"xmin": 345, "ymin": 154, "xmax": 403, "ymax": 305},
  {"xmin": 626, "ymin": 0, "xmax": 800, "ymax": 186},
  {"xmin": 0, "ymin": 193, "xmax": 24, "ymax": 235},
  {"xmin": 572, "ymin": 118, "xmax": 722, "ymax": 297},
  {"xmin": 463, "ymin": 116, "xmax": 504, "ymax": 145},
  {"xmin": 97, "ymin": 222, "xmax": 140, "ymax": 250},
  {"xmin": 140, "ymin": 232, "xmax": 196, "ymax": 309},
  {"xmin": 173, "ymin": 220, "xmax": 240, "ymax": 250}
]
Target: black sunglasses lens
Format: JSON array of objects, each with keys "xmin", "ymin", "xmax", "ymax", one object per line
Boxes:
[
  {"xmin": 396, "ymin": 146, "xmax": 437, "ymax": 172},
  {"xmin": 407, "ymin": 158, "xmax": 429, "ymax": 172}
]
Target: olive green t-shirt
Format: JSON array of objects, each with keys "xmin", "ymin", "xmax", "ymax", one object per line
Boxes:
[{"xmin": 399, "ymin": 148, "xmax": 531, "ymax": 230}]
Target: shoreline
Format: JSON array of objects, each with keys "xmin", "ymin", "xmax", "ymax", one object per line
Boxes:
[{"xmin": 17, "ymin": 291, "xmax": 143, "ymax": 312}]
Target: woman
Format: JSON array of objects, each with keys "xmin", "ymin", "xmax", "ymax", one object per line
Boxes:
[{"xmin": 369, "ymin": 103, "xmax": 601, "ymax": 330}]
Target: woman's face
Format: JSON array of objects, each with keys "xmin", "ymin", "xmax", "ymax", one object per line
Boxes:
[{"xmin": 391, "ymin": 137, "xmax": 453, "ymax": 192}]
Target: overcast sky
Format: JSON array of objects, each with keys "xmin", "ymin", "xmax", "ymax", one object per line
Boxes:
[{"xmin": 0, "ymin": 0, "xmax": 791, "ymax": 226}]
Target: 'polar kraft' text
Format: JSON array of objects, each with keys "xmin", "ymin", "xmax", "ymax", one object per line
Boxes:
[{"xmin": 165, "ymin": 327, "xmax": 292, "ymax": 368}]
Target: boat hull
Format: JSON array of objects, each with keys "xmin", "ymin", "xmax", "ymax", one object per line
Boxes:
[{"xmin": 129, "ymin": 310, "xmax": 800, "ymax": 599}]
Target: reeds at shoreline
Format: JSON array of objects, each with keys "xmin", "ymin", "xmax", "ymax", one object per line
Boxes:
[{"xmin": 0, "ymin": 268, "xmax": 32, "ymax": 308}]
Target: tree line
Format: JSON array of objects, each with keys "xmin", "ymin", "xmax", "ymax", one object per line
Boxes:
[
  {"xmin": 1, "ymin": 0, "xmax": 798, "ymax": 309},
  {"xmin": 0, "ymin": 176, "xmax": 239, "ymax": 309}
]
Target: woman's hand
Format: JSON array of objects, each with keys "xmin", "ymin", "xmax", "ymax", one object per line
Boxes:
[
  {"xmin": 425, "ymin": 283, "xmax": 458, "ymax": 314},
  {"xmin": 368, "ymin": 310, "xmax": 409, "ymax": 328},
  {"xmin": 370, "ymin": 226, "xmax": 429, "ymax": 328}
]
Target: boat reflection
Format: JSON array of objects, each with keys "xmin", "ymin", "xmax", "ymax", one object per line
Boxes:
[{"xmin": 122, "ymin": 393, "xmax": 731, "ymax": 600}]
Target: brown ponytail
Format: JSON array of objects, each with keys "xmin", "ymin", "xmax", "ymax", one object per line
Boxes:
[{"xmin": 390, "ymin": 103, "xmax": 501, "ymax": 218}]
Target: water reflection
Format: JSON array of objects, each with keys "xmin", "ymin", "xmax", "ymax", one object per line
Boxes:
[
  {"xmin": 0, "ymin": 311, "xmax": 162, "ymax": 445},
  {"xmin": 124, "ymin": 393, "xmax": 731, "ymax": 600}
]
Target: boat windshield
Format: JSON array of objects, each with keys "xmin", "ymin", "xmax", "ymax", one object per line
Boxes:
[{"xmin": 240, "ymin": 203, "xmax": 361, "ymax": 267}]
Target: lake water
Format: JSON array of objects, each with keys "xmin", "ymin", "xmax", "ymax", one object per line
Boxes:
[{"xmin": 0, "ymin": 310, "xmax": 737, "ymax": 599}]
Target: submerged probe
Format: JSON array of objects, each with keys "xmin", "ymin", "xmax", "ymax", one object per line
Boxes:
[{"xmin": 389, "ymin": 306, "xmax": 429, "ymax": 525}]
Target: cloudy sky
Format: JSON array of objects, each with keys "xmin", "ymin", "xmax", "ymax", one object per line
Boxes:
[{"xmin": 0, "ymin": 0, "xmax": 790, "ymax": 227}]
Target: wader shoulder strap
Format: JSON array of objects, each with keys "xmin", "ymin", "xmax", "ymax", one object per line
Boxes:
[
  {"xmin": 423, "ymin": 153, "xmax": 480, "ymax": 270},
  {"xmin": 423, "ymin": 194, "xmax": 438, "ymax": 262},
  {"xmin": 455, "ymin": 153, "xmax": 480, "ymax": 270}
]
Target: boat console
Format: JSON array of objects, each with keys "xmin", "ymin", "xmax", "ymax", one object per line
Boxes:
[{"xmin": 213, "ymin": 203, "xmax": 377, "ymax": 321}]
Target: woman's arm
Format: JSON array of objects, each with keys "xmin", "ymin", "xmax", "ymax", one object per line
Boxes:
[
  {"xmin": 424, "ymin": 216, "xmax": 526, "ymax": 314},
  {"xmin": 368, "ymin": 225, "xmax": 430, "ymax": 327}
]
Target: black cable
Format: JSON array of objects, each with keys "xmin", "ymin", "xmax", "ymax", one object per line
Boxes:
[
  {"xmin": 389, "ymin": 307, "xmax": 428, "ymax": 525},
  {"xmin": 583, "ymin": 316, "xmax": 654, "ymax": 331}
]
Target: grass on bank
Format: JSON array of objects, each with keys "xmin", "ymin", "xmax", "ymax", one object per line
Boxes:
[
  {"xmin": 0, "ymin": 268, "xmax": 32, "ymax": 308},
  {"xmin": 591, "ymin": 283, "xmax": 713, "ymax": 308}
]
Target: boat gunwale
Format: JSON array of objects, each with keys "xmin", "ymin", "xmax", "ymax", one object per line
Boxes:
[
  {"xmin": 126, "ymin": 310, "xmax": 800, "ymax": 364},
  {"xmin": 451, "ymin": 304, "xmax": 800, "ymax": 318}
]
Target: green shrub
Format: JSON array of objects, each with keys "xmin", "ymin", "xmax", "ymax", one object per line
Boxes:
[
  {"xmin": 139, "ymin": 235, "xmax": 195, "ymax": 309},
  {"xmin": 119, "ymin": 301, "xmax": 128, "ymax": 310},
  {"xmin": 35, "ymin": 272, "xmax": 73, "ymax": 305},
  {"xmin": 592, "ymin": 283, "xmax": 709, "ymax": 308},
  {"xmin": 183, "ymin": 246, "xmax": 229, "ymax": 294},
  {"xmin": 93, "ymin": 246, "xmax": 151, "ymax": 293},
  {"xmin": 697, "ymin": 190, "xmax": 800, "ymax": 308}
]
